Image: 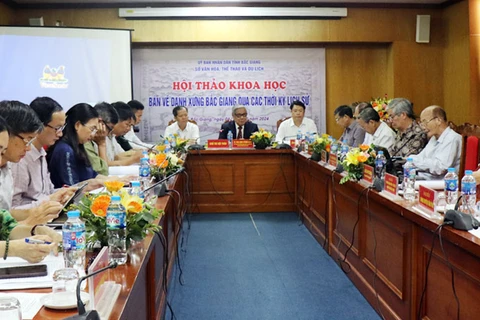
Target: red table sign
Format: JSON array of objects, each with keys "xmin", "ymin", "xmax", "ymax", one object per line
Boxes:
[
  {"xmin": 320, "ymin": 150, "xmax": 327, "ymax": 163},
  {"xmin": 418, "ymin": 185, "xmax": 436, "ymax": 212},
  {"xmin": 363, "ymin": 165, "xmax": 374, "ymax": 184},
  {"xmin": 290, "ymin": 139, "xmax": 296, "ymax": 148},
  {"xmin": 384, "ymin": 173, "xmax": 398, "ymax": 196},
  {"xmin": 207, "ymin": 139, "xmax": 229, "ymax": 148},
  {"xmin": 233, "ymin": 140, "xmax": 254, "ymax": 148},
  {"xmin": 328, "ymin": 153, "xmax": 338, "ymax": 167}
]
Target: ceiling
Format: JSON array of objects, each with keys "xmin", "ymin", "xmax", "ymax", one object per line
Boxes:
[{"xmin": 2, "ymin": 0, "xmax": 455, "ymax": 8}]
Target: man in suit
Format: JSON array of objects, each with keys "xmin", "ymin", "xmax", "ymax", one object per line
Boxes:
[{"xmin": 219, "ymin": 106, "xmax": 259, "ymax": 139}]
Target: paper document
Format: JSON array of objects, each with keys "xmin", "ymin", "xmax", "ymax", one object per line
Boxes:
[
  {"xmin": 0, "ymin": 253, "xmax": 64, "ymax": 290},
  {"xmin": 0, "ymin": 292, "xmax": 46, "ymax": 319},
  {"xmin": 414, "ymin": 180, "xmax": 444, "ymax": 190},
  {"xmin": 109, "ymin": 165, "xmax": 139, "ymax": 176}
]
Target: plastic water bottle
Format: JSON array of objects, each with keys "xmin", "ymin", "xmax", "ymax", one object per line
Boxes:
[
  {"xmin": 164, "ymin": 138, "xmax": 171, "ymax": 154},
  {"xmin": 106, "ymin": 195, "xmax": 127, "ymax": 265},
  {"xmin": 130, "ymin": 181, "xmax": 143, "ymax": 199},
  {"xmin": 227, "ymin": 131, "xmax": 233, "ymax": 149},
  {"xmin": 461, "ymin": 170, "xmax": 476, "ymax": 214},
  {"xmin": 444, "ymin": 168, "xmax": 458, "ymax": 210},
  {"xmin": 142, "ymin": 150, "xmax": 148, "ymax": 158},
  {"xmin": 330, "ymin": 139, "xmax": 338, "ymax": 155},
  {"xmin": 403, "ymin": 157, "xmax": 416, "ymax": 202},
  {"xmin": 375, "ymin": 151, "xmax": 386, "ymax": 180},
  {"xmin": 296, "ymin": 129, "xmax": 302, "ymax": 146},
  {"xmin": 340, "ymin": 140, "xmax": 349, "ymax": 161},
  {"xmin": 62, "ymin": 210, "xmax": 86, "ymax": 273},
  {"xmin": 139, "ymin": 157, "xmax": 150, "ymax": 188}
]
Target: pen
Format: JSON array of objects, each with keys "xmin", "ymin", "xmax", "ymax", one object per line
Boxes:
[{"xmin": 25, "ymin": 238, "xmax": 52, "ymax": 245}]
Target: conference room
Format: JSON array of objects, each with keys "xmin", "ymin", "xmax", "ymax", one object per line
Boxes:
[{"xmin": 0, "ymin": 0, "xmax": 479, "ymax": 319}]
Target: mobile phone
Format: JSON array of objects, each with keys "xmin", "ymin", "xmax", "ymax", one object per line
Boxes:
[{"xmin": 0, "ymin": 264, "xmax": 48, "ymax": 279}]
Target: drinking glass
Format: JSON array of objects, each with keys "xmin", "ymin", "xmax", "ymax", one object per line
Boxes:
[
  {"xmin": 52, "ymin": 268, "xmax": 79, "ymax": 294},
  {"xmin": 0, "ymin": 296, "xmax": 22, "ymax": 320}
]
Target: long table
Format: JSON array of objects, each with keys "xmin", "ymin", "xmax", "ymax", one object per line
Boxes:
[
  {"xmin": 295, "ymin": 152, "xmax": 480, "ymax": 320},
  {"xmin": 17, "ymin": 149, "xmax": 480, "ymax": 319},
  {"xmin": 22, "ymin": 172, "xmax": 186, "ymax": 320}
]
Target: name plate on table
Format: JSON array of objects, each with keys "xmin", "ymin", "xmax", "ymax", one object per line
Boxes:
[
  {"xmin": 418, "ymin": 185, "xmax": 436, "ymax": 213},
  {"xmin": 290, "ymin": 139, "xmax": 296, "ymax": 148},
  {"xmin": 321, "ymin": 150, "xmax": 328, "ymax": 163},
  {"xmin": 233, "ymin": 140, "xmax": 253, "ymax": 148},
  {"xmin": 384, "ymin": 173, "xmax": 399, "ymax": 196},
  {"xmin": 362, "ymin": 165, "xmax": 374, "ymax": 184},
  {"xmin": 328, "ymin": 153, "xmax": 338, "ymax": 167},
  {"xmin": 207, "ymin": 139, "xmax": 229, "ymax": 148}
]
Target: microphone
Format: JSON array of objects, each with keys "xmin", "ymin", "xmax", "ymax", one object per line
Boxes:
[
  {"xmin": 63, "ymin": 262, "xmax": 118, "ymax": 320},
  {"xmin": 371, "ymin": 178, "xmax": 384, "ymax": 192},
  {"xmin": 444, "ymin": 210, "xmax": 480, "ymax": 230},
  {"xmin": 143, "ymin": 167, "xmax": 186, "ymax": 194},
  {"xmin": 122, "ymin": 137, "xmax": 157, "ymax": 152},
  {"xmin": 188, "ymin": 129, "xmax": 224, "ymax": 151},
  {"xmin": 275, "ymin": 135, "xmax": 296, "ymax": 150}
]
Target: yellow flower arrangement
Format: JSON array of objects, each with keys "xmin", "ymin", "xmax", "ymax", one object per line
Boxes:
[
  {"xmin": 340, "ymin": 147, "xmax": 373, "ymax": 184},
  {"xmin": 312, "ymin": 134, "xmax": 332, "ymax": 154},
  {"xmin": 370, "ymin": 94, "xmax": 392, "ymax": 122},
  {"xmin": 250, "ymin": 128, "xmax": 274, "ymax": 149},
  {"xmin": 149, "ymin": 151, "xmax": 183, "ymax": 180},
  {"xmin": 72, "ymin": 181, "xmax": 162, "ymax": 249}
]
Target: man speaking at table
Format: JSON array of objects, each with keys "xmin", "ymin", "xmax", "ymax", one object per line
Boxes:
[
  {"xmin": 219, "ymin": 106, "xmax": 259, "ymax": 139},
  {"xmin": 408, "ymin": 105, "xmax": 462, "ymax": 180}
]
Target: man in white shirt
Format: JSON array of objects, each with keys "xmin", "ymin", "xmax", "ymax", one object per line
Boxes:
[
  {"xmin": 11, "ymin": 97, "xmax": 75, "ymax": 209},
  {"xmin": 166, "ymin": 106, "xmax": 201, "ymax": 143},
  {"xmin": 124, "ymin": 100, "xmax": 151, "ymax": 149},
  {"xmin": 105, "ymin": 102, "xmax": 143, "ymax": 166},
  {"xmin": 357, "ymin": 107, "xmax": 396, "ymax": 149},
  {"xmin": 0, "ymin": 100, "xmax": 63, "ymax": 225},
  {"xmin": 276, "ymin": 100, "xmax": 317, "ymax": 143},
  {"xmin": 409, "ymin": 105, "xmax": 462, "ymax": 180}
]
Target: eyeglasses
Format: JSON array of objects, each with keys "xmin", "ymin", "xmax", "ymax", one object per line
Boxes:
[
  {"xmin": 102, "ymin": 120, "xmax": 114, "ymax": 133},
  {"xmin": 45, "ymin": 123, "xmax": 67, "ymax": 133},
  {"xmin": 234, "ymin": 113, "xmax": 248, "ymax": 118},
  {"xmin": 83, "ymin": 124, "xmax": 98, "ymax": 135},
  {"xmin": 420, "ymin": 117, "xmax": 438, "ymax": 127},
  {"xmin": 14, "ymin": 133, "xmax": 37, "ymax": 147},
  {"xmin": 335, "ymin": 117, "xmax": 341, "ymax": 122}
]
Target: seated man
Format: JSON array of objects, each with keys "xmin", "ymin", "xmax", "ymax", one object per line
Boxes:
[
  {"xmin": 386, "ymin": 98, "xmax": 427, "ymax": 157},
  {"xmin": 357, "ymin": 107, "xmax": 396, "ymax": 149},
  {"xmin": 165, "ymin": 106, "xmax": 200, "ymax": 143},
  {"xmin": 334, "ymin": 105, "xmax": 365, "ymax": 147},
  {"xmin": 0, "ymin": 100, "xmax": 63, "ymax": 225},
  {"xmin": 124, "ymin": 99, "xmax": 151, "ymax": 149},
  {"xmin": 408, "ymin": 105, "xmax": 462, "ymax": 180},
  {"xmin": 219, "ymin": 106, "xmax": 259, "ymax": 139},
  {"xmin": 353, "ymin": 102, "xmax": 373, "ymax": 144},
  {"xmin": 11, "ymin": 97, "xmax": 76, "ymax": 208},
  {"xmin": 275, "ymin": 100, "xmax": 317, "ymax": 143},
  {"xmin": 106, "ymin": 102, "xmax": 143, "ymax": 166}
]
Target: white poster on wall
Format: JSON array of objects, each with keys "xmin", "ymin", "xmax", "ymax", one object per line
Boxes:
[{"xmin": 133, "ymin": 48, "xmax": 326, "ymax": 142}]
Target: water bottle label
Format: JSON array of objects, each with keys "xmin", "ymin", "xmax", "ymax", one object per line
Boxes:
[
  {"xmin": 445, "ymin": 179, "xmax": 458, "ymax": 191},
  {"xmin": 462, "ymin": 181, "xmax": 476, "ymax": 195},
  {"xmin": 404, "ymin": 167, "xmax": 416, "ymax": 178},
  {"xmin": 139, "ymin": 167, "xmax": 150, "ymax": 178},
  {"xmin": 63, "ymin": 230, "xmax": 86, "ymax": 250},
  {"xmin": 107, "ymin": 210, "xmax": 126, "ymax": 229}
]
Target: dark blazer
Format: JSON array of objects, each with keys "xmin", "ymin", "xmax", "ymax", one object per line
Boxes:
[{"xmin": 219, "ymin": 121, "xmax": 259, "ymax": 139}]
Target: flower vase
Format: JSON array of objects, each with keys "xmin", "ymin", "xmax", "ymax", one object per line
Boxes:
[
  {"xmin": 254, "ymin": 141, "xmax": 268, "ymax": 150},
  {"xmin": 310, "ymin": 151, "xmax": 321, "ymax": 161}
]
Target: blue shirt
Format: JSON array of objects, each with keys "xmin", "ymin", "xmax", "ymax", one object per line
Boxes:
[{"xmin": 48, "ymin": 141, "xmax": 97, "ymax": 188}]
